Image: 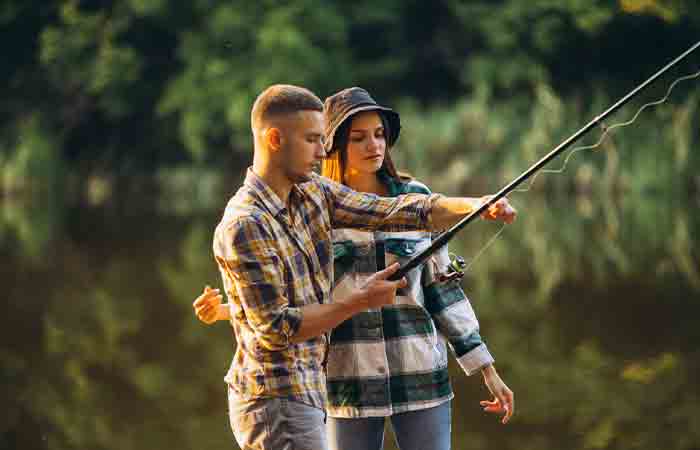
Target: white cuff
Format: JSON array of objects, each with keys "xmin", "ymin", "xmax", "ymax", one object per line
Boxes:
[{"xmin": 456, "ymin": 343, "xmax": 495, "ymax": 376}]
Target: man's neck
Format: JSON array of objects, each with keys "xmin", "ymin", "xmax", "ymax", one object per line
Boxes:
[{"xmin": 252, "ymin": 159, "xmax": 294, "ymax": 205}]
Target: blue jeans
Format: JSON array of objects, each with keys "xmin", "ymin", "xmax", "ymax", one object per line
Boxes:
[{"xmin": 326, "ymin": 401, "xmax": 451, "ymax": 450}]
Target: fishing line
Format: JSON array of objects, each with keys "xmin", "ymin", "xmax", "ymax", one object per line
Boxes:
[
  {"xmin": 462, "ymin": 224, "xmax": 507, "ymax": 273},
  {"xmin": 515, "ymin": 69, "xmax": 700, "ymax": 194},
  {"xmin": 461, "ymin": 68, "xmax": 700, "ymax": 272}
]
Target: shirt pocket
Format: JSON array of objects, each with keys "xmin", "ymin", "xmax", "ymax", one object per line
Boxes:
[
  {"xmin": 384, "ymin": 238, "xmax": 427, "ymax": 276},
  {"xmin": 384, "ymin": 238, "xmax": 421, "ymax": 259}
]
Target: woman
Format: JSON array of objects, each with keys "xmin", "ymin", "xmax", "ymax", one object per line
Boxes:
[{"xmin": 319, "ymin": 87, "xmax": 513, "ymax": 450}]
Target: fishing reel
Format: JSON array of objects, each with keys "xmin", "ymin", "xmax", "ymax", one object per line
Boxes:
[{"xmin": 438, "ymin": 253, "xmax": 468, "ymax": 283}]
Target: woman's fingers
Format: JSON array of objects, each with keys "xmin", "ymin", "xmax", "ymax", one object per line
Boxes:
[
  {"xmin": 194, "ymin": 290, "xmax": 223, "ymax": 323},
  {"xmin": 481, "ymin": 197, "xmax": 517, "ymax": 223},
  {"xmin": 480, "ymin": 397, "xmax": 513, "ymax": 423},
  {"xmin": 193, "ymin": 289, "xmax": 221, "ymax": 308}
]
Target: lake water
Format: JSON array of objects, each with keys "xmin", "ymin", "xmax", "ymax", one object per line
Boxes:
[{"xmin": 2, "ymin": 182, "xmax": 699, "ymax": 450}]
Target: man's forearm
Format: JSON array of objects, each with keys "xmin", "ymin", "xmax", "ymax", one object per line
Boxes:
[
  {"xmin": 290, "ymin": 291, "xmax": 368, "ymax": 343},
  {"xmin": 431, "ymin": 196, "xmax": 482, "ymax": 229},
  {"xmin": 211, "ymin": 290, "xmax": 369, "ymax": 342}
]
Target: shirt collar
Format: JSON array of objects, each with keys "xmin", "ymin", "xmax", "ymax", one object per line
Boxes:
[
  {"xmin": 243, "ymin": 168, "xmax": 287, "ymax": 217},
  {"xmin": 243, "ymin": 167, "xmax": 308, "ymax": 217}
]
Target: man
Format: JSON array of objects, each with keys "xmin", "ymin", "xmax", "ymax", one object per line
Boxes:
[{"xmin": 193, "ymin": 84, "xmax": 515, "ymax": 450}]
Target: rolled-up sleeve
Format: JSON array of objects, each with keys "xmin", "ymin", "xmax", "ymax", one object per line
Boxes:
[
  {"xmin": 318, "ymin": 175, "xmax": 442, "ymax": 232},
  {"xmin": 214, "ymin": 216, "xmax": 302, "ymax": 351}
]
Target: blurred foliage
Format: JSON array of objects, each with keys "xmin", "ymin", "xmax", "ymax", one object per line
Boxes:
[
  {"xmin": 392, "ymin": 83, "xmax": 700, "ymax": 195},
  {"xmin": 1, "ymin": 0, "xmax": 699, "ymax": 191},
  {"xmin": 2, "ymin": 2, "xmax": 700, "ymax": 449}
]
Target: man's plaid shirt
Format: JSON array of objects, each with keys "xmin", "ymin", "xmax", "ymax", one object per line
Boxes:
[{"xmin": 214, "ymin": 169, "xmax": 442, "ymax": 409}]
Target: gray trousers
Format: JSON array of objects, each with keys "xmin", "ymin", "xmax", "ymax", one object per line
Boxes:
[{"xmin": 228, "ymin": 387, "xmax": 327, "ymax": 450}]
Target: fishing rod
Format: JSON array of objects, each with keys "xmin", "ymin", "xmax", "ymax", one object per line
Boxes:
[{"xmin": 389, "ymin": 40, "xmax": 700, "ymax": 281}]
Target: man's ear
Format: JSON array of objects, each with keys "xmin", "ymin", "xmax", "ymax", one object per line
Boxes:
[{"xmin": 264, "ymin": 127, "xmax": 282, "ymax": 152}]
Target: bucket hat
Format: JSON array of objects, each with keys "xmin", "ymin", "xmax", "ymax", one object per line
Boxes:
[{"xmin": 323, "ymin": 87, "xmax": 401, "ymax": 152}]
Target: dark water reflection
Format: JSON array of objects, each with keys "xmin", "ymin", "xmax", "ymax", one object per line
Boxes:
[{"xmin": 2, "ymin": 189, "xmax": 699, "ymax": 450}]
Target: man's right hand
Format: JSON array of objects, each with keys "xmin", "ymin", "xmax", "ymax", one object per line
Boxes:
[
  {"xmin": 290, "ymin": 263, "xmax": 408, "ymax": 343},
  {"xmin": 193, "ymin": 285, "xmax": 227, "ymax": 324},
  {"xmin": 358, "ymin": 262, "xmax": 408, "ymax": 309}
]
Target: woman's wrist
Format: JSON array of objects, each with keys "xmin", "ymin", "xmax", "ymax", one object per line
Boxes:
[
  {"xmin": 480, "ymin": 363, "xmax": 497, "ymax": 377},
  {"xmin": 216, "ymin": 304, "xmax": 231, "ymax": 321}
]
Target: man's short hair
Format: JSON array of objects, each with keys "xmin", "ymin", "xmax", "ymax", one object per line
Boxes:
[{"xmin": 251, "ymin": 84, "xmax": 323, "ymax": 131}]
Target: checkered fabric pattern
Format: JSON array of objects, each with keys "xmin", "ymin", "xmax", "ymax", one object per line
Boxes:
[
  {"xmin": 326, "ymin": 176, "xmax": 494, "ymax": 418},
  {"xmin": 214, "ymin": 168, "xmax": 442, "ymax": 409}
]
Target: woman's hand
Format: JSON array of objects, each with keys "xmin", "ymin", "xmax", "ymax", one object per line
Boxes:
[
  {"xmin": 480, "ymin": 364, "xmax": 515, "ymax": 424},
  {"xmin": 192, "ymin": 285, "xmax": 229, "ymax": 324},
  {"xmin": 479, "ymin": 196, "xmax": 517, "ymax": 224}
]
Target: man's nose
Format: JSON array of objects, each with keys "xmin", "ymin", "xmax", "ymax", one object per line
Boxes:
[{"xmin": 315, "ymin": 142, "xmax": 326, "ymax": 158}]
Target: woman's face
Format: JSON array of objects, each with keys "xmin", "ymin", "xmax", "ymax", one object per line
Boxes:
[{"xmin": 344, "ymin": 111, "xmax": 386, "ymax": 176}]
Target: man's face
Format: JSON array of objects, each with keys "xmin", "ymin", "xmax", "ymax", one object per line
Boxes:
[{"xmin": 279, "ymin": 110, "xmax": 325, "ymax": 183}]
